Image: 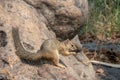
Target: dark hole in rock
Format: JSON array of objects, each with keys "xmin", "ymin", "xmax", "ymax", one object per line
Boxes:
[{"xmin": 0, "ymin": 30, "xmax": 7, "ymax": 47}]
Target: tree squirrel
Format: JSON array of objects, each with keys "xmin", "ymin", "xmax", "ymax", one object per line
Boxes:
[{"xmin": 12, "ymin": 27, "xmax": 76, "ymax": 68}]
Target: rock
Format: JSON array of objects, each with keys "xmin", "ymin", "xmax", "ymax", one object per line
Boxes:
[
  {"xmin": 24, "ymin": 0, "xmax": 89, "ymax": 39},
  {"xmin": 0, "ymin": 0, "xmax": 96, "ymax": 80},
  {"xmin": 96, "ymin": 68, "xmax": 104, "ymax": 74}
]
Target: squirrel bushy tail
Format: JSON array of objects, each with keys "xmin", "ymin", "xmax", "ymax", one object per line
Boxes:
[{"xmin": 12, "ymin": 27, "xmax": 42, "ymax": 60}]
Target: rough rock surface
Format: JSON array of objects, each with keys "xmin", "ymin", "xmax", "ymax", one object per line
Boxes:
[
  {"xmin": 24, "ymin": 0, "xmax": 89, "ymax": 39},
  {"xmin": 0, "ymin": 0, "xmax": 96, "ymax": 80}
]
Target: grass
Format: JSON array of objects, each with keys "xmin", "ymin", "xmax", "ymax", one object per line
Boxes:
[{"xmin": 79, "ymin": 0, "xmax": 120, "ymax": 40}]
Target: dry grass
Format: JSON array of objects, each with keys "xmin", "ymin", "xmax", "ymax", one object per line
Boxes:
[{"xmin": 79, "ymin": 0, "xmax": 120, "ymax": 41}]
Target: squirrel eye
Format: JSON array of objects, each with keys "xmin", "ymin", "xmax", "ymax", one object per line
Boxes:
[{"xmin": 71, "ymin": 44, "xmax": 73, "ymax": 47}]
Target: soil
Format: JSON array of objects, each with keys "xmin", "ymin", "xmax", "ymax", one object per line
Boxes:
[
  {"xmin": 94, "ymin": 65, "xmax": 120, "ymax": 80},
  {"xmin": 79, "ymin": 34, "xmax": 120, "ymax": 80}
]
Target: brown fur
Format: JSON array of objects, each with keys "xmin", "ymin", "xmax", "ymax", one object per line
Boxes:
[{"xmin": 12, "ymin": 27, "xmax": 75, "ymax": 68}]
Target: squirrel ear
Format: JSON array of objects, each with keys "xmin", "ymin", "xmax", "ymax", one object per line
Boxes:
[
  {"xmin": 66, "ymin": 39, "xmax": 70, "ymax": 42},
  {"xmin": 64, "ymin": 39, "xmax": 70, "ymax": 44}
]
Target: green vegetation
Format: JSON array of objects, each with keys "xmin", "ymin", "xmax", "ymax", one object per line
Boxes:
[{"xmin": 79, "ymin": 0, "xmax": 120, "ymax": 40}]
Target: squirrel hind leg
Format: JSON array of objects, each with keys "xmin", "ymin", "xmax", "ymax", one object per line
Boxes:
[
  {"xmin": 53, "ymin": 58, "xmax": 65, "ymax": 68},
  {"xmin": 55, "ymin": 63, "xmax": 65, "ymax": 68},
  {"xmin": 52, "ymin": 50, "xmax": 65, "ymax": 68}
]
